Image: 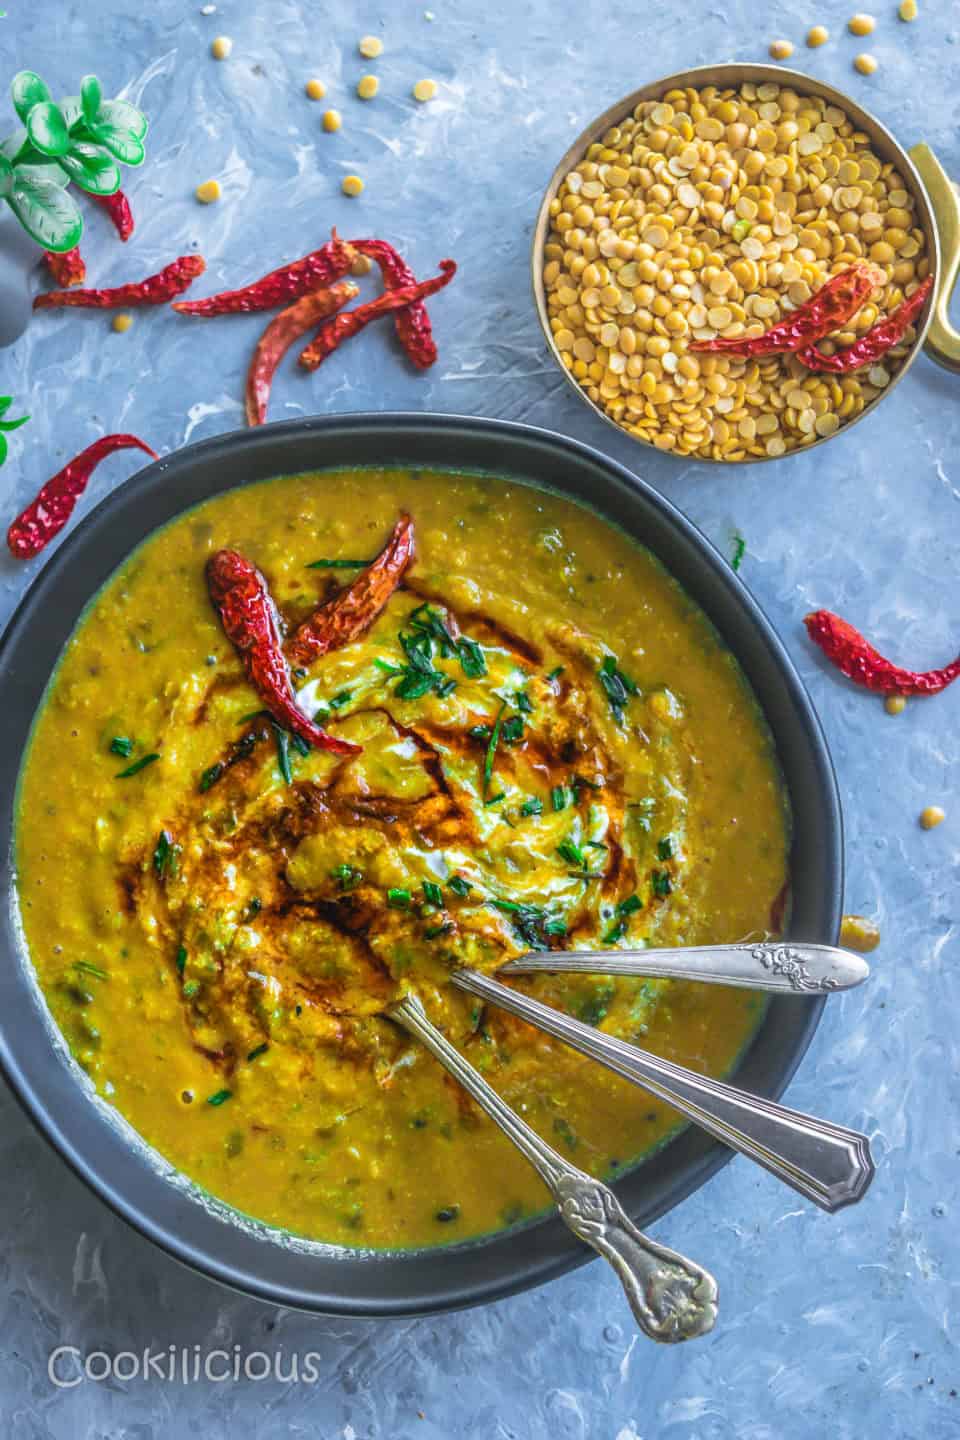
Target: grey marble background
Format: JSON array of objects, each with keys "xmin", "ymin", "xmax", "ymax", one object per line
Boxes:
[{"xmin": 1, "ymin": 0, "xmax": 958, "ymax": 1435}]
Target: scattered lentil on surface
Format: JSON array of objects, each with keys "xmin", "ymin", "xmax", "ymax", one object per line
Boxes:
[
  {"xmin": 807, "ymin": 25, "xmax": 830, "ymax": 45},
  {"xmin": 357, "ymin": 74, "xmax": 380, "ymax": 100},
  {"xmin": 342, "ymin": 174, "xmax": 365, "ymax": 197},
  {"xmin": 840, "ymin": 914, "xmax": 881, "ymax": 952},
  {"xmin": 413, "ymin": 78, "xmax": 439, "ymax": 102},
  {"xmin": 884, "ymin": 693, "xmax": 907, "ymax": 714},
  {"xmin": 769, "ymin": 39, "xmax": 795, "ymax": 59},
  {"xmin": 848, "ymin": 12, "xmax": 876, "ymax": 34},
  {"xmin": 854, "ymin": 52, "xmax": 879, "ymax": 73},
  {"xmin": 919, "ymin": 805, "xmax": 945, "ymax": 830},
  {"xmin": 322, "ymin": 109, "xmax": 342, "ymax": 133},
  {"xmin": 195, "ymin": 179, "xmax": 222, "ymax": 204},
  {"xmin": 898, "ymin": 0, "xmax": 918, "ymax": 18},
  {"xmin": 111, "ymin": 313, "xmax": 133, "ymax": 333},
  {"xmin": 359, "ymin": 35, "xmax": 383, "ymax": 58},
  {"xmin": 305, "ymin": 78, "xmax": 326, "ymax": 100},
  {"xmin": 210, "ymin": 35, "xmax": 232, "ymax": 60},
  {"xmin": 541, "ymin": 80, "xmax": 930, "ymax": 458}
]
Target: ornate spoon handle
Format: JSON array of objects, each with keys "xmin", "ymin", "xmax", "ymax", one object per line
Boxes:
[
  {"xmin": 501, "ymin": 941, "xmax": 870, "ymax": 993},
  {"xmin": 453, "ymin": 969, "xmax": 874, "ymax": 1214},
  {"xmin": 389, "ymin": 993, "xmax": 718, "ymax": 1344}
]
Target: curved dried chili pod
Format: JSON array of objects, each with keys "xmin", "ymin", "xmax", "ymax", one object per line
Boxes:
[
  {"xmin": 245, "ymin": 279, "xmax": 359, "ymax": 426},
  {"xmin": 172, "ymin": 234, "xmax": 356, "ymax": 316},
  {"xmin": 804, "ymin": 608, "xmax": 960, "ymax": 695},
  {"xmin": 351, "ymin": 238, "xmax": 437, "ymax": 368},
  {"xmin": 34, "ymin": 255, "xmax": 206, "ymax": 309},
  {"xmin": 93, "ymin": 189, "xmax": 135, "ymax": 241},
  {"xmin": 287, "ymin": 514, "xmax": 416, "ymax": 668},
  {"xmin": 690, "ymin": 263, "xmax": 883, "ymax": 356},
  {"xmin": 207, "ymin": 550, "xmax": 361, "ymax": 756},
  {"xmin": 43, "ymin": 246, "xmax": 86, "ymax": 287},
  {"xmin": 298, "ymin": 260, "xmax": 457, "ymax": 371},
  {"xmin": 796, "ymin": 275, "xmax": 934, "ymax": 373},
  {"xmin": 7, "ymin": 434, "xmax": 158, "ymax": 559}
]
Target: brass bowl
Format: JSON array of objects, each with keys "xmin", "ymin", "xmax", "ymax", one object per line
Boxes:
[{"xmin": 531, "ymin": 63, "xmax": 960, "ymax": 464}]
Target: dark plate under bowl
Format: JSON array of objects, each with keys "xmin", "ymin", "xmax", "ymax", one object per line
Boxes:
[{"xmin": 0, "ymin": 414, "xmax": 843, "ymax": 1316}]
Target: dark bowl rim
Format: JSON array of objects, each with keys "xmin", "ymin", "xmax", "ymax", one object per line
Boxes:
[{"xmin": 0, "ymin": 411, "xmax": 843, "ymax": 1316}]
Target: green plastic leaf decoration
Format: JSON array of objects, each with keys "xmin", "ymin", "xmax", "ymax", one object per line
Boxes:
[
  {"xmin": 0, "ymin": 414, "xmax": 29, "ymax": 433},
  {"xmin": 0, "ymin": 153, "xmax": 12, "ymax": 198},
  {"xmin": 58, "ymin": 95, "xmax": 82, "ymax": 130},
  {"xmin": 96, "ymin": 98, "xmax": 148, "ymax": 141},
  {"xmin": 60, "ymin": 141, "xmax": 120, "ymax": 195},
  {"xmin": 11, "ymin": 71, "xmax": 51, "ymax": 124},
  {"xmin": 87, "ymin": 121, "xmax": 144, "ymax": 167},
  {"xmin": 0, "ymin": 399, "xmax": 29, "ymax": 468},
  {"xmin": 15, "ymin": 160, "xmax": 70, "ymax": 187},
  {"xmin": 80, "ymin": 75, "xmax": 102, "ymax": 125},
  {"xmin": 0, "ymin": 396, "xmax": 12, "ymax": 417},
  {"xmin": 0, "ymin": 435, "xmax": 7, "ymax": 467},
  {"xmin": 0, "ymin": 128, "xmax": 28, "ymax": 163},
  {"xmin": 6, "ymin": 172, "xmax": 82, "ymax": 251},
  {"xmin": 26, "ymin": 101, "xmax": 70, "ymax": 157}
]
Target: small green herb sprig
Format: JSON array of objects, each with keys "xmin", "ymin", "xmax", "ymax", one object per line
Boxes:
[
  {"xmin": 0, "ymin": 72, "xmax": 147, "ymax": 253},
  {"xmin": 0, "ymin": 395, "xmax": 29, "ymax": 466}
]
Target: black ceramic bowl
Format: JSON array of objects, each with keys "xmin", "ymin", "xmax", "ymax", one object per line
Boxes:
[{"xmin": 0, "ymin": 414, "xmax": 842, "ymax": 1315}]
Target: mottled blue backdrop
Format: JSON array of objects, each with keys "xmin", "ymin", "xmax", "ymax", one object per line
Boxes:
[{"xmin": 0, "ymin": 0, "xmax": 957, "ymax": 1435}]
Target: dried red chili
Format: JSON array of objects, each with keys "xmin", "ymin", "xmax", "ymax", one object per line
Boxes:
[
  {"xmin": 299, "ymin": 260, "xmax": 457, "ymax": 371},
  {"xmin": 7, "ymin": 434, "xmax": 158, "ymax": 559},
  {"xmin": 689, "ymin": 263, "xmax": 883, "ymax": 356},
  {"xmin": 172, "ymin": 234, "xmax": 356, "ymax": 317},
  {"xmin": 93, "ymin": 190, "xmax": 135, "ymax": 242},
  {"xmin": 33, "ymin": 255, "xmax": 206, "ymax": 310},
  {"xmin": 805, "ymin": 608, "xmax": 960, "ymax": 696},
  {"xmin": 207, "ymin": 550, "xmax": 361, "ymax": 755},
  {"xmin": 43, "ymin": 247, "xmax": 86, "ymax": 288},
  {"xmin": 287, "ymin": 515, "xmax": 416, "ymax": 667},
  {"xmin": 245, "ymin": 279, "xmax": 360, "ymax": 426},
  {"xmin": 351, "ymin": 238, "xmax": 438, "ymax": 369},
  {"xmin": 797, "ymin": 276, "xmax": 934, "ymax": 373}
]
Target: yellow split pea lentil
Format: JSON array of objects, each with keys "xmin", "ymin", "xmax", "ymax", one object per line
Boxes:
[{"xmin": 541, "ymin": 82, "xmax": 930, "ymax": 460}]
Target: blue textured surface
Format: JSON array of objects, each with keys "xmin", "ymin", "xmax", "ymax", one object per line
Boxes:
[{"xmin": 1, "ymin": 1, "xmax": 958, "ymax": 1434}]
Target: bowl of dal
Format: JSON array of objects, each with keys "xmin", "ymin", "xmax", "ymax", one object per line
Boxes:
[{"xmin": 0, "ymin": 413, "xmax": 842, "ymax": 1313}]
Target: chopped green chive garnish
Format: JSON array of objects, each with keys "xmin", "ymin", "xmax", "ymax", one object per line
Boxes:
[
  {"xmin": 273, "ymin": 724, "xmax": 292, "ymax": 785},
  {"xmin": 207, "ymin": 1089, "xmax": 232, "ymax": 1106},
  {"xmin": 422, "ymin": 880, "xmax": 444, "ymax": 907},
  {"xmin": 482, "ymin": 701, "xmax": 506, "ymax": 798},
  {"xmin": 306, "ymin": 558, "xmax": 371, "ymax": 569},
  {"xmin": 456, "ymin": 636, "xmax": 486, "ymax": 678},
  {"xmin": 551, "ymin": 785, "xmax": 570, "ymax": 812},
  {"xmin": 547, "ymin": 665, "xmax": 564, "ymax": 682},
  {"xmin": 374, "ymin": 658, "xmax": 404, "ymax": 676},
  {"xmin": 484, "ymin": 791, "xmax": 506, "ymax": 807},
  {"xmin": 246, "ymin": 1042, "xmax": 269, "ymax": 1062},
  {"xmin": 651, "ymin": 869, "xmax": 672, "ymax": 899},
  {"xmin": 329, "ymin": 689, "xmax": 353, "ymax": 710},
  {"xmin": 290, "ymin": 733, "xmax": 311, "ymax": 757},
  {"xmin": 387, "ymin": 888, "xmax": 411, "ymax": 909},
  {"xmin": 556, "ymin": 839, "xmax": 587, "ymax": 868},
  {"xmin": 469, "ymin": 724, "xmax": 492, "ymax": 743},
  {"xmin": 603, "ymin": 920, "xmax": 627, "ymax": 945},
  {"xmin": 74, "ymin": 960, "xmax": 108, "ymax": 980},
  {"xmin": 519, "ymin": 796, "xmax": 543, "ymax": 817},
  {"xmin": 618, "ymin": 894, "xmax": 643, "ymax": 917},
  {"xmin": 513, "ymin": 690, "xmax": 533, "ymax": 714},
  {"xmin": 115, "ymin": 752, "xmax": 160, "ymax": 778},
  {"xmin": 330, "ymin": 864, "xmax": 363, "ymax": 892},
  {"xmin": 425, "ymin": 923, "xmax": 454, "ymax": 940},
  {"xmin": 109, "ymin": 736, "xmax": 134, "ymax": 757},
  {"xmin": 598, "ymin": 653, "xmax": 639, "ymax": 722},
  {"xmin": 183, "ymin": 979, "xmax": 200, "ymax": 999},
  {"xmin": 657, "ymin": 836, "xmax": 674, "ymax": 861},
  {"xmin": 175, "ymin": 946, "xmax": 187, "ymax": 974},
  {"xmin": 585, "ymin": 840, "xmax": 607, "ymax": 851},
  {"xmin": 501, "ymin": 714, "xmax": 525, "ymax": 746},
  {"xmin": 153, "ymin": 829, "xmax": 180, "ymax": 880},
  {"xmin": 448, "ymin": 875, "xmax": 472, "ymax": 896},
  {"xmin": 199, "ymin": 761, "xmax": 224, "ymax": 793},
  {"xmin": 731, "ymin": 533, "xmax": 746, "ymax": 572}
]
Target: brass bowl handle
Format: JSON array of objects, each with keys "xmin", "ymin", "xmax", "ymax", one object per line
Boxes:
[{"xmin": 910, "ymin": 142, "xmax": 960, "ymax": 374}]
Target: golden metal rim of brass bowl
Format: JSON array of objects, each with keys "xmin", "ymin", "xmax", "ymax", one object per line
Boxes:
[{"xmin": 531, "ymin": 62, "xmax": 960, "ymax": 466}]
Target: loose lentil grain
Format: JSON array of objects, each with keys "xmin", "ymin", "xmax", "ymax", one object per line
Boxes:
[
  {"xmin": 357, "ymin": 75, "xmax": 380, "ymax": 99},
  {"xmin": 305, "ymin": 79, "xmax": 327, "ymax": 101},
  {"xmin": 807, "ymin": 25, "xmax": 830, "ymax": 45},
  {"xmin": 848, "ymin": 12, "xmax": 876, "ymax": 34},
  {"xmin": 769, "ymin": 39, "xmax": 795, "ymax": 59},
  {"xmin": 413, "ymin": 78, "xmax": 439, "ymax": 102},
  {"xmin": 322, "ymin": 109, "xmax": 342, "ymax": 133},
  {"xmin": 919, "ymin": 805, "xmax": 945, "ymax": 830},
  {"xmin": 195, "ymin": 179, "xmax": 222, "ymax": 204},
  {"xmin": 840, "ymin": 914, "xmax": 881, "ymax": 952},
  {"xmin": 211, "ymin": 35, "xmax": 233, "ymax": 60},
  {"xmin": 358, "ymin": 35, "xmax": 383, "ymax": 58},
  {"xmin": 898, "ymin": 0, "xmax": 918, "ymax": 18},
  {"xmin": 341, "ymin": 174, "xmax": 365, "ymax": 197},
  {"xmin": 540, "ymin": 79, "xmax": 929, "ymax": 459},
  {"xmin": 884, "ymin": 694, "xmax": 907, "ymax": 714},
  {"xmin": 111, "ymin": 313, "xmax": 133, "ymax": 333},
  {"xmin": 854, "ymin": 52, "xmax": 879, "ymax": 73}
]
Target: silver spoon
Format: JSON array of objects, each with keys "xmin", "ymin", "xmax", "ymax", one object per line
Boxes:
[
  {"xmin": 451, "ymin": 969, "xmax": 875, "ymax": 1213},
  {"xmin": 501, "ymin": 940, "xmax": 870, "ymax": 994},
  {"xmin": 389, "ymin": 992, "xmax": 718, "ymax": 1344}
]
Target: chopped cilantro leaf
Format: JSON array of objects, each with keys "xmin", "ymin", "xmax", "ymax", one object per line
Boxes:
[{"xmin": 519, "ymin": 796, "xmax": 543, "ymax": 817}]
